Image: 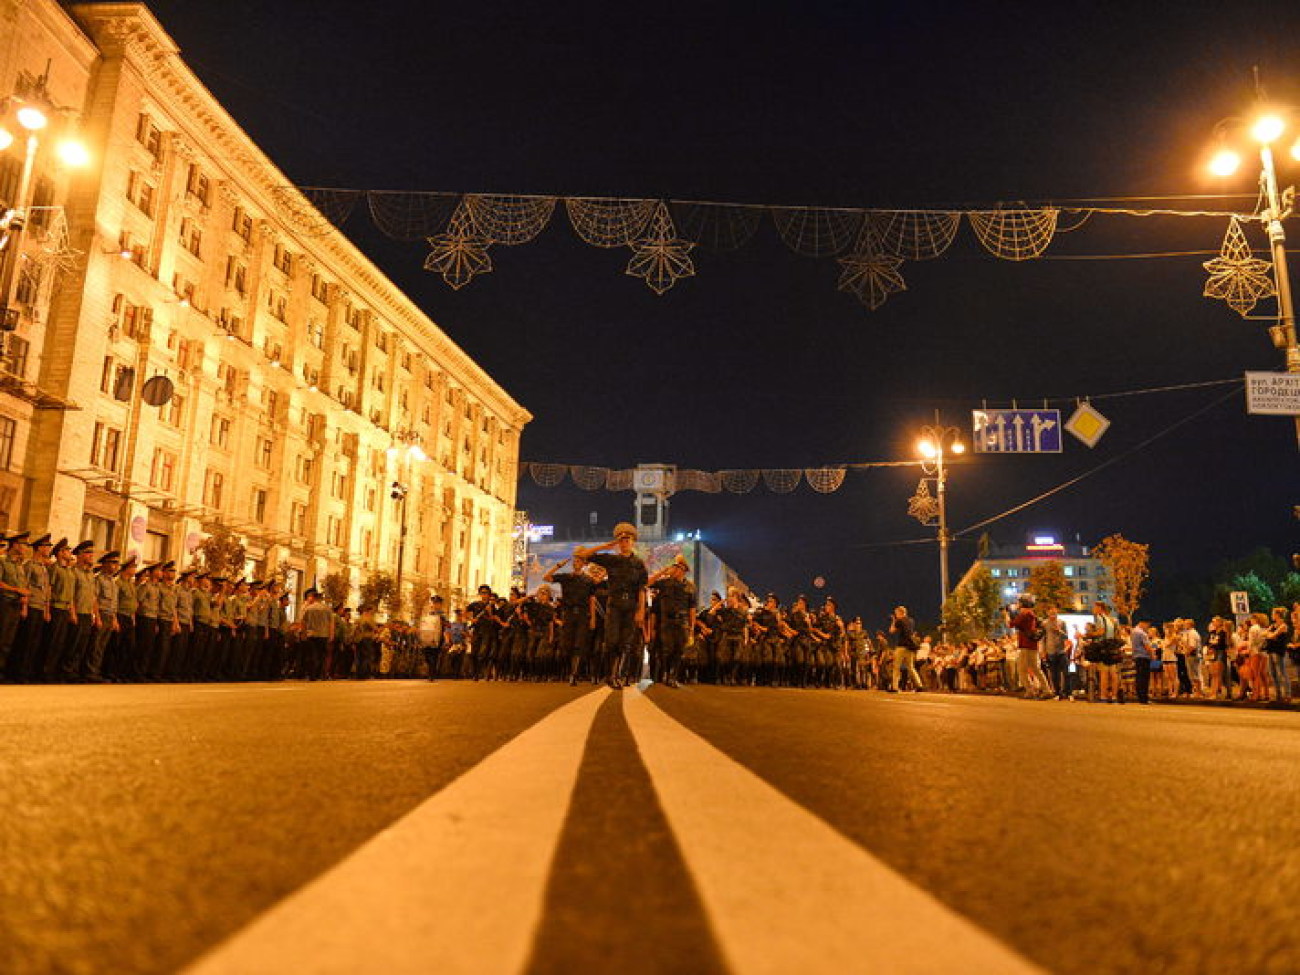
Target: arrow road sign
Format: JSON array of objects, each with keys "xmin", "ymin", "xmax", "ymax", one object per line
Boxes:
[{"xmin": 971, "ymin": 409, "xmax": 1062, "ymax": 453}]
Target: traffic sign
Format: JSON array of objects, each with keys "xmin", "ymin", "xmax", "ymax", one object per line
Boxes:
[
  {"xmin": 1245, "ymin": 371, "xmax": 1300, "ymax": 415},
  {"xmin": 971, "ymin": 409, "xmax": 1062, "ymax": 453},
  {"xmin": 1230, "ymin": 591, "xmax": 1250, "ymax": 616}
]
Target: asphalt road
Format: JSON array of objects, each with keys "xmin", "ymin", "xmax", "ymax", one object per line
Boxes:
[{"xmin": 2, "ymin": 682, "xmax": 1298, "ymax": 974}]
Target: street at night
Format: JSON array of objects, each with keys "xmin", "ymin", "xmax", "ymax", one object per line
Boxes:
[{"xmin": 3, "ymin": 681, "xmax": 1297, "ymax": 975}]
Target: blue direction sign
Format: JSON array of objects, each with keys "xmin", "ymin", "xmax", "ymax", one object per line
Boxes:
[{"xmin": 971, "ymin": 409, "xmax": 1062, "ymax": 454}]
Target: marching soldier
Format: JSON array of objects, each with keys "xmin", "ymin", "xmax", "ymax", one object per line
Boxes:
[
  {"xmin": 545, "ymin": 554, "xmax": 599, "ymax": 686},
  {"xmin": 647, "ymin": 554, "xmax": 695, "ymax": 688},
  {"xmin": 574, "ymin": 522, "xmax": 648, "ymax": 687}
]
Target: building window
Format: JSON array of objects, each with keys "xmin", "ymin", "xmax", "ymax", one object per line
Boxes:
[
  {"xmin": 289, "ymin": 501, "xmax": 307, "ymax": 536},
  {"xmin": 365, "ymin": 486, "xmax": 376, "ymax": 512},
  {"xmin": 224, "ymin": 257, "xmax": 247, "ymax": 295},
  {"xmin": 145, "ymin": 530, "xmax": 170, "ymax": 563},
  {"xmin": 2, "ymin": 336, "xmax": 29, "ymax": 378},
  {"xmin": 310, "ymin": 274, "xmax": 330, "ymax": 303},
  {"xmin": 252, "ymin": 487, "xmax": 268, "ymax": 524},
  {"xmin": 179, "ymin": 218, "xmax": 203, "ymax": 258},
  {"xmin": 307, "ymin": 320, "xmax": 324, "ymax": 349},
  {"xmin": 127, "ymin": 171, "xmax": 156, "ymax": 217},
  {"xmin": 80, "ymin": 514, "xmax": 117, "ymax": 553},
  {"xmin": 204, "ymin": 469, "xmax": 225, "ymax": 508},
  {"xmin": 326, "ymin": 515, "xmax": 343, "ymax": 547},
  {"xmin": 256, "ymin": 437, "xmax": 273, "ymax": 469},
  {"xmin": 210, "ymin": 414, "xmax": 231, "ymax": 448},
  {"xmin": 90, "ymin": 422, "xmax": 123, "ymax": 472},
  {"xmin": 135, "ymin": 113, "xmax": 162, "ymax": 159},
  {"xmin": 0, "ymin": 415, "xmax": 15, "ymax": 469},
  {"xmin": 150, "ymin": 447, "xmax": 176, "ymax": 492},
  {"xmin": 163, "ymin": 393, "xmax": 185, "ymax": 429},
  {"xmin": 231, "ymin": 207, "xmax": 253, "ymax": 242},
  {"xmin": 295, "ymin": 455, "xmax": 313, "ymax": 484},
  {"xmin": 185, "ymin": 164, "xmax": 210, "ymax": 206},
  {"xmin": 272, "ymin": 243, "xmax": 292, "ymax": 275},
  {"xmin": 331, "ymin": 471, "xmax": 348, "ymax": 500},
  {"xmin": 268, "ymin": 292, "xmax": 287, "ymax": 322}
]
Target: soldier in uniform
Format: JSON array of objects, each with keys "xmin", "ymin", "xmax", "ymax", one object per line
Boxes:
[
  {"xmin": 466, "ymin": 585, "xmax": 501, "ymax": 681},
  {"xmin": 85, "ymin": 552, "xmax": 121, "ymax": 682},
  {"xmin": 786, "ymin": 594, "xmax": 816, "ymax": 689},
  {"xmin": 42, "ymin": 541, "xmax": 72, "ymax": 679},
  {"xmin": 574, "ymin": 522, "xmax": 648, "ymax": 688},
  {"xmin": 134, "ymin": 563, "xmax": 161, "ymax": 680},
  {"xmin": 523, "ymin": 586, "xmax": 557, "ymax": 681},
  {"xmin": 647, "ymin": 554, "xmax": 695, "ymax": 689},
  {"xmin": 695, "ymin": 592, "xmax": 723, "ymax": 684},
  {"xmin": 713, "ymin": 591, "xmax": 749, "ymax": 686},
  {"xmin": 154, "ymin": 562, "xmax": 180, "ymax": 679},
  {"xmin": 111, "ymin": 556, "xmax": 139, "ymax": 681},
  {"xmin": 298, "ymin": 587, "xmax": 334, "ymax": 679},
  {"xmin": 545, "ymin": 554, "xmax": 599, "ymax": 686},
  {"xmin": 62, "ymin": 541, "xmax": 100, "ymax": 681},
  {"xmin": 190, "ymin": 573, "xmax": 215, "ymax": 680},
  {"xmin": 11, "ymin": 533, "xmax": 52, "ymax": 681},
  {"xmin": 750, "ymin": 593, "xmax": 784, "ymax": 687},
  {"xmin": 172, "ymin": 569, "xmax": 195, "ymax": 680},
  {"xmin": 0, "ymin": 533, "xmax": 28, "ymax": 674}
]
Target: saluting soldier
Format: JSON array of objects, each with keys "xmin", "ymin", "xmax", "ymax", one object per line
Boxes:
[
  {"xmin": 545, "ymin": 554, "xmax": 599, "ymax": 687},
  {"xmin": 11, "ymin": 533, "xmax": 52, "ymax": 680},
  {"xmin": 574, "ymin": 522, "xmax": 648, "ymax": 688},
  {"xmin": 111, "ymin": 556, "xmax": 139, "ymax": 681},
  {"xmin": 648, "ymin": 555, "xmax": 695, "ymax": 688},
  {"xmin": 0, "ymin": 533, "xmax": 28, "ymax": 674},
  {"xmin": 85, "ymin": 551, "xmax": 121, "ymax": 682}
]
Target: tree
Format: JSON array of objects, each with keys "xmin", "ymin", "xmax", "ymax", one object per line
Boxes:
[
  {"xmin": 1229, "ymin": 571, "xmax": 1274, "ymax": 615},
  {"xmin": 1027, "ymin": 560, "xmax": 1077, "ymax": 611},
  {"xmin": 409, "ymin": 582, "xmax": 432, "ymax": 621},
  {"xmin": 359, "ymin": 570, "xmax": 399, "ymax": 618},
  {"xmin": 198, "ymin": 526, "xmax": 246, "ymax": 579},
  {"xmin": 320, "ymin": 571, "xmax": 351, "ymax": 610},
  {"xmin": 1093, "ymin": 533, "xmax": 1149, "ymax": 624},
  {"xmin": 941, "ymin": 565, "xmax": 1002, "ymax": 644}
]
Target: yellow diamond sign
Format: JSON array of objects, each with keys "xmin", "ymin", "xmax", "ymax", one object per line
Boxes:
[{"xmin": 1065, "ymin": 402, "xmax": 1109, "ymax": 448}]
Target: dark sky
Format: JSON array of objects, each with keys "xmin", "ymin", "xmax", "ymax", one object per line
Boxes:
[{"xmin": 130, "ymin": 0, "xmax": 1300, "ymax": 623}]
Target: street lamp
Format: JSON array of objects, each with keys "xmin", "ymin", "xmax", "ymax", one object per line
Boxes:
[
  {"xmin": 0, "ymin": 76, "xmax": 88, "ymax": 338},
  {"xmin": 910, "ymin": 413, "xmax": 965, "ymax": 611},
  {"xmin": 388, "ymin": 430, "xmax": 428, "ymax": 615},
  {"xmin": 1208, "ymin": 84, "xmax": 1300, "ymax": 447}
]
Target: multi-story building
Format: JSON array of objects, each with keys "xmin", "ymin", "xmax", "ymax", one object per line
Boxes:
[
  {"xmin": 954, "ymin": 533, "xmax": 1112, "ymax": 612},
  {"xmin": 0, "ymin": 1, "xmax": 530, "ymax": 605}
]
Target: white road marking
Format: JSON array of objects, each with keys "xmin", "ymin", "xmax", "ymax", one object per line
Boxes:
[
  {"xmin": 185, "ymin": 687, "xmax": 610, "ymax": 975},
  {"xmin": 622, "ymin": 689, "xmax": 1044, "ymax": 975}
]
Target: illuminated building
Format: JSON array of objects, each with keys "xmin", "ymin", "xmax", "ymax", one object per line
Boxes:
[
  {"xmin": 955, "ymin": 533, "xmax": 1112, "ymax": 612},
  {"xmin": 0, "ymin": 1, "xmax": 529, "ymax": 605}
]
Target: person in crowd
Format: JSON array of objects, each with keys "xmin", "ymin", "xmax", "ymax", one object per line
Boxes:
[
  {"xmin": 1264, "ymin": 606, "xmax": 1292, "ymax": 703},
  {"xmin": 889, "ymin": 605, "xmax": 923, "ymax": 693},
  {"xmin": 574, "ymin": 523, "xmax": 648, "ymax": 688}
]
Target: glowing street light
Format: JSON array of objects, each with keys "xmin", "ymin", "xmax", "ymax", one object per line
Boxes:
[
  {"xmin": 910, "ymin": 413, "xmax": 965, "ymax": 615},
  {"xmin": 1207, "ymin": 81, "xmax": 1300, "ymax": 448},
  {"xmin": 389, "ymin": 429, "xmax": 429, "ymax": 612}
]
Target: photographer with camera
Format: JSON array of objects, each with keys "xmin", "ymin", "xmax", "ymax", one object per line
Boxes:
[{"xmin": 1005, "ymin": 594, "xmax": 1052, "ymax": 699}]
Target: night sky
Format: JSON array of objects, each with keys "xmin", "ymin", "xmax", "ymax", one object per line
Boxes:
[{"xmin": 128, "ymin": 0, "xmax": 1300, "ymax": 624}]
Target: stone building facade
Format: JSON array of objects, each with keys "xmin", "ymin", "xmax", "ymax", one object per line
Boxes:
[{"xmin": 0, "ymin": 1, "xmax": 530, "ymax": 606}]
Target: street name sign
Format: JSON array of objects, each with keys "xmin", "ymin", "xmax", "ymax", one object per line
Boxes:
[
  {"xmin": 1245, "ymin": 371, "xmax": 1300, "ymax": 415},
  {"xmin": 971, "ymin": 409, "xmax": 1062, "ymax": 453}
]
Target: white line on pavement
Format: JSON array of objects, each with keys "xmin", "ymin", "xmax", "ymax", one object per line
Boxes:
[
  {"xmin": 622, "ymin": 689, "xmax": 1045, "ymax": 975},
  {"xmin": 184, "ymin": 687, "xmax": 610, "ymax": 975}
]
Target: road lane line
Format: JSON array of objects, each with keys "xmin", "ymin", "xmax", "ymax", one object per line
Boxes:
[
  {"xmin": 623, "ymin": 689, "xmax": 1044, "ymax": 975},
  {"xmin": 185, "ymin": 687, "xmax": 610, "ymax": 975}
]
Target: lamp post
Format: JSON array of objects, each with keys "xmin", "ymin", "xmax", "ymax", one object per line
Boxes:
[
  {"xmin": 1208, "ymin": 85, "xmax": 1300, "ymax": 448},
  {"xmin": 388, "ymin": 430, "xmax": 427, "ymax": 616},
  {"xmin": 913, "ymin": 413, "xmax": 965, "ymax": 612},
  {"xmin": 0, "ymin": 74, "xmax": 89, "ymax": 342}
]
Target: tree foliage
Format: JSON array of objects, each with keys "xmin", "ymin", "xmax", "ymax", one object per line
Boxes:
[
  {"xmin": 941, "ymin": 565, "xmax": 1002, "ymax": 644},
  {"xmin": 1027, "ymin": 560, "xmax": 1076, "ymax": 611},
  {"xmin": 320, "ymin": 571, "xmax": 352, "ymax": 610},
  {"xmin": 1093, "ymin": 533, "xmax": 1149, "ymax": 624},
  {"xmin": 360, "ymin": 570, "xmax": 400, "ymax": 618},
  {"xmin": 198, "ymin": 526, "xmax": 246, "ymax": 579}
]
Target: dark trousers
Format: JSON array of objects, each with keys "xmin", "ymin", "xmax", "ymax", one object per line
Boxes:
[
  {"xmin": 0, "ymin": 599, "xmax": 22, "ymax": 672},
  {"xmin": 62, "ymin": 616, "xmax": 95, "ymax": 679},
  {"xmin": 42, "ymin": 608, "xmax": 73, "ymax": 678},
  {"xmin": 111, "ymin": 614, "xmax": 137, "ymax": 680},
  {"xmin": 1046, "ymin": 652, "xmax": 1070, "ymax": 698},
  {"xmin": 135, "ymin": 617, "xmax": 159, "ymax": 678},
  {"xmin": 302, "ymin": 636, "xmax": 327, "ymax": 679},
  {"xmin": 605, "ymin": 597, "xmax": 641, "ymax": 681},
  {"xmin": 1134, "ymin": 657, "xmax": 1152, "ymax": 704},
  {"xmin": 10, "ymin": 611, "xmax": 46, "ymax": 680}
]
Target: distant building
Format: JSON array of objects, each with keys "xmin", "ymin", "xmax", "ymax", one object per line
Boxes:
[{"xmin": 954, "ymin": 533, "xmax": 1112, "ymax": 612}]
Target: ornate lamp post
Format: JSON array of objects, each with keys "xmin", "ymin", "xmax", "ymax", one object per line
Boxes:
[
  {"xmin": 1207, "ymin": 82, "xmax": 1300, "ymax": 447},
  {"xmin": 387, "ymin": 430, "xmax": 427, "ymax": 615},
  {"xmin": 909, "ymin": 413, "xmax": 965, "ymax": 612}
]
